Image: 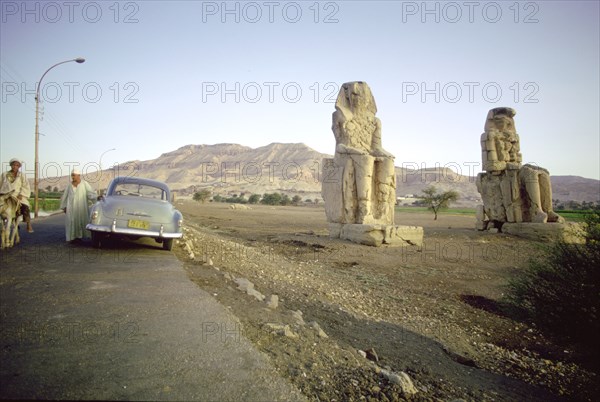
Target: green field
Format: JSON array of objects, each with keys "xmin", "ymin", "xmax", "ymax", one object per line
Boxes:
[
  {"xmin": 395, "ymin": 206, "xmax": 476, "ymax": 216},
  {"xmin": 29, "ymin": 198, "xmax": 61, "ymax": 212},
  {"xmin": 395, "ymin": 206, "xmax": 593, "ymax": 222},
  {"xmin": 554, "ymin": 210, "xmax": 596, "ymax": 222}
]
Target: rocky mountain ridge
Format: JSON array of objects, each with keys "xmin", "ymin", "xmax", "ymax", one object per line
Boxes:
[{"xmin": 38, "ymin": 143, "xmax": 599, "ymax": 206}]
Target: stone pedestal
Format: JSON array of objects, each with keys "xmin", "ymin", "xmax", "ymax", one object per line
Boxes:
[
  {"xmin": 328, "ymin": 223, "xmax": 424, "ymax": 247},
  {"xmin": 501, "ymin": 222, "xmax": 583, "ymax": 243}
]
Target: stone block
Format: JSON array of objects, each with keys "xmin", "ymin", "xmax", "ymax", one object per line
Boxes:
[
  {"xmin": 501, "ymin": 222, "xmax": 583, "ymax": 243},
  {"xmin": 387, "ymin": 225, "xmax": 424, "ymax": 247},
  {"xmin": 328, "ymin": 223, "xmax": 343, "ymax": 238},
  {"xmin": 340, "ymin": 224, "xmax": 384, "ymax": 246},
  {"xmin": 334, "ymin": 223, "xmax": 423, "ymax": 247}
]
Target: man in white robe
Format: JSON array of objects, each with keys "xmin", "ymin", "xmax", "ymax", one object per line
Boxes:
[
  {"xmin": 60, "ymin": 169, "xmax": 97, "ymax": 242},
  {"xmin": 0, "ymin": 158, "xmax": 33, "ymax": 232}
]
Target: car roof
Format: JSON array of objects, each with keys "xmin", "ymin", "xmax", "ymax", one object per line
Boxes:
[{"xmin": 108, "ymin": 176, "xmax": 171, "ymax": 193}]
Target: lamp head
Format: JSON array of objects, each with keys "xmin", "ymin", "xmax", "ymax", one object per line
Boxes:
[{"xmin": 74, "ymin": 57, "xmax": 86, "ymax": 63}]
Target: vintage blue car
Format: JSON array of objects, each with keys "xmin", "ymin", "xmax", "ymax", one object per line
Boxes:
[{"xmin": 86, "ymin": 176, "xmax": 183, "ymax": 250}]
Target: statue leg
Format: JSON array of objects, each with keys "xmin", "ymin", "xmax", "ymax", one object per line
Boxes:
[
  {"xmin": 340, "ymin": 156, "xmax": 357, "ymax": 222},
  {"xmin": 350, "ymin": 154, "xmax": 375, "ymax": 224},
  {"xmin": 478, "ymin": 172, "xmax": 507, "ymax": 225},
  {"xmin": 519, "ymin": 165, "xmax": 547, "ymax": 223},
  {"xmin": 373, "ymin": 157, "xmax": 395, "ymax": 224},
  {"xmin": 537, "ymin": 170, "xmax": 564, "ymax": 223},
  {"xmin": 500, "ymin": 170, "xmax": 522, "ymax": 222}
]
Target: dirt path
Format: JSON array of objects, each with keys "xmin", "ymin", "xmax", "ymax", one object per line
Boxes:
[{"xmin": 174, "ymin": 201, "xmax": 597, "ymax": 401}]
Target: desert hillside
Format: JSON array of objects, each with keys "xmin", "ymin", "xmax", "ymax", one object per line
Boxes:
[
  {"xmin": 550, "ymin": 175, "xmax": 600, "ymax": 203},
  {"xmin": 38, "ymin": 143, "xmax": 599, "ymax": 206}
]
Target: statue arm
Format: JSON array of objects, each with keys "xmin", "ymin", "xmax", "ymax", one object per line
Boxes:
[
  {"xmin": 336, "ymin": 143, "xmax": 368, "ymax": 155},
  {"xmin": 483, "ymin": 130, "xmax": 506, "ymax": 172},
  {"xmin": 513, "ymin": 133, "xmax": 522, "ymax": 164},
  {"xmin": 333, "ymin": 109, "xmax": 367, "ymax": 155},
  {"xmin": 332, "ymin": 109, "xmax": 348, "ymax": 144},
  {"xmin": 371, "ymin": 118, "xmax": 393, "ymax": 158}
]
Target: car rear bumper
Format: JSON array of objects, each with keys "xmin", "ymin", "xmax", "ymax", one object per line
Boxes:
[{"xmin": 86, "ymin": 222, "xmax": 183, "ymax": 239}]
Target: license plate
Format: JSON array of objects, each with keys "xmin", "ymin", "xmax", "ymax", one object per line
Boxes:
[{"xmin": 128, "ymin": 219, "xmax": 149, "ymax": 230}]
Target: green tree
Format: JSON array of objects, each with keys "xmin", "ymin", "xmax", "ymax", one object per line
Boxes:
[
  {"xmin": 226, "ymin": 195, "xmax": 246, "ymax": 204},
  {"xmin": 292, "ymin": 195, "xmax": 302, "ymax": 205},
  {"xmin": 193, "ymin": 189, "xmax": 211, "ymax": 203},
  {"xmin": 280, "ymin": 194, "xmax": 291, "ymax": 206},
  {"xmin": 261, "ymin": 193, "xmax": 282, "ymax": 205},
  {"xmin": 420, "ymin": 186, "xmax": 459, "ymax": 220},
  {"xmin": 248, "ymin": 194, "xmax": 261, "ymax": 204}
]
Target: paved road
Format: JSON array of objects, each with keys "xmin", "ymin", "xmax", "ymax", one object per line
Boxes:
[{"xmin": 0, "ymin": 214, "xmax": 304, "ymax": 401}]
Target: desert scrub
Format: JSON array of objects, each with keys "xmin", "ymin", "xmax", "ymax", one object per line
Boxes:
[{"xmin": 505, "ymin": 210, "xmax": 600, "ymax": 356}]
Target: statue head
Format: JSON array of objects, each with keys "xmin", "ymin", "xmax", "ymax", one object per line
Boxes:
[
  {"xmin": 482, "ymin": 107, "xmax": 522, "ymax": 170},
  {"xmin": 335, "ymin": 81, "xmax": 377, "ymax": 115},
  {"xmin": 484, "ymin": 107, "xmax": 517, "ymax": 134}
]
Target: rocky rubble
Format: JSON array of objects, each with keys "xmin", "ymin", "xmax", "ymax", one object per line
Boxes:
[
  {"xmin": 174, "ymin": 222, "xmax": 597, "ymax": 401},
  {"xmin": 176, "ymin": 227, "xmax": 428, "ymax": 400}
]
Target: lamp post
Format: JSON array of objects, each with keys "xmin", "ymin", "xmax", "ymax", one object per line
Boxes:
[
  {"xmin": 34, "ymin": 57, "xmax": 85, "ymax": 218},
  {"xmin": 98, "ymin": 148, "xmax": 116, "ymax": 193}
]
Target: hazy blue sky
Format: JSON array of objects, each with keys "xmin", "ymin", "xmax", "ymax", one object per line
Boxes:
[{"xmin": 1, "ymin": 1, "xmax": 599, "ymax": 180}]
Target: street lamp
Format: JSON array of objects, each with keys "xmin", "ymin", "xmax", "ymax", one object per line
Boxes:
[
  {"xmin": 98, "ymin": 148, "xmax": 116, "ymax": 193},
  {"xmin": 34, "ymin": 57, "xmax": 85, "ymax": 218}
]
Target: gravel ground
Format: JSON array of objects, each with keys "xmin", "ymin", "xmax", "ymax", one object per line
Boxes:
[{"xmin": 173, "ymin": 201, "xmax": 598, "ymax": 401}]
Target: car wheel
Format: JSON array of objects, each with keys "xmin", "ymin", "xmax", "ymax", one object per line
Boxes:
[
  {"xmin": 91, "ymin": 231, "xmax": 102, "ymax": 248},
  {"xmin": 162, "ymin": 238, "xmax": 174, "ymax": 251}
]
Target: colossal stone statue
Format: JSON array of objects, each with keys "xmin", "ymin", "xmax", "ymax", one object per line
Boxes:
[
  {"xmin": 476, "ymin": 107, "xmax": 564, "ymax": 235},
  {"xmin": 322, "ymin": 82, "xmax": 423, "ymax": 247}
]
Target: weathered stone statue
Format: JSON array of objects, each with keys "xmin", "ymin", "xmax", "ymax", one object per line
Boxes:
[
  {"xmin": 322, "ymin": 82, "xmax": 423, "ymax": 247},
  {"xmin": 476, "ymin": 107, "xmax": 569, "ymax": 240}
]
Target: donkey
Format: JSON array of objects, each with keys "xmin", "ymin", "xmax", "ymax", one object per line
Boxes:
[{"xmin": 0, "ymin": 193, "xmax": 21, "ymax": 249}]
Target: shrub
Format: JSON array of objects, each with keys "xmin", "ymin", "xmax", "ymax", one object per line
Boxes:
[
  {"xmin": 248, "ymin": 194, "xmax": 260, "ymax": 204},
  {"xmin": 261, "ymin": 193, "xmax": 282, "ymax": 205},
  {"xmin": 505, "ymin": 210, "xmax": 600, "ymax": 351},
  {"xmin": 280, "ymin": 194, "xmax": 291, "ymax": 206},
  {"xmin": 193, "ymin": 189, "xmax": 211, "ymax": 203},
  {"xmin": 226, "ymin": 195, "xmax": 246, "ymax": 204}
]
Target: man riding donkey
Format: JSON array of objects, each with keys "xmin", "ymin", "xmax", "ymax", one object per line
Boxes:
[{"xmin": 0, "ymin": 158, "xmax": 34, "ymax": 236}]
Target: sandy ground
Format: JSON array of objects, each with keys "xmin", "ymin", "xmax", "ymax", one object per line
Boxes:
[{"xmin": 173, "ymin": 201, "xmax": 597, "ymax": 401}]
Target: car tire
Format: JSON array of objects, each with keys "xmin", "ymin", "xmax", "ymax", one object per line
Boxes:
[
  {"xmin": 91, "ymin": 231, "xmax": 102, "ymax": 248},
  {"xmin": 162, "ymin": 238, "xmax": 174, "ymax": 251}
]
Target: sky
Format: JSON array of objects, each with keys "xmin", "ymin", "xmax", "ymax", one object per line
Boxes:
[{"xmin": 1, "ymin": 0, "xmax": 599, "ymax": 181}]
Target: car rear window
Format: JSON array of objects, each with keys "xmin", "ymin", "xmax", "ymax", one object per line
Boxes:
[{"xmin": 112, "ymin": 183, "xmax": 167, "ymax": 200}]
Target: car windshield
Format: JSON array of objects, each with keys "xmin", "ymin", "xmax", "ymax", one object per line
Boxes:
[{"xmin": 112, "ymin": 183, "xmax": 167, "ymax": 200}]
